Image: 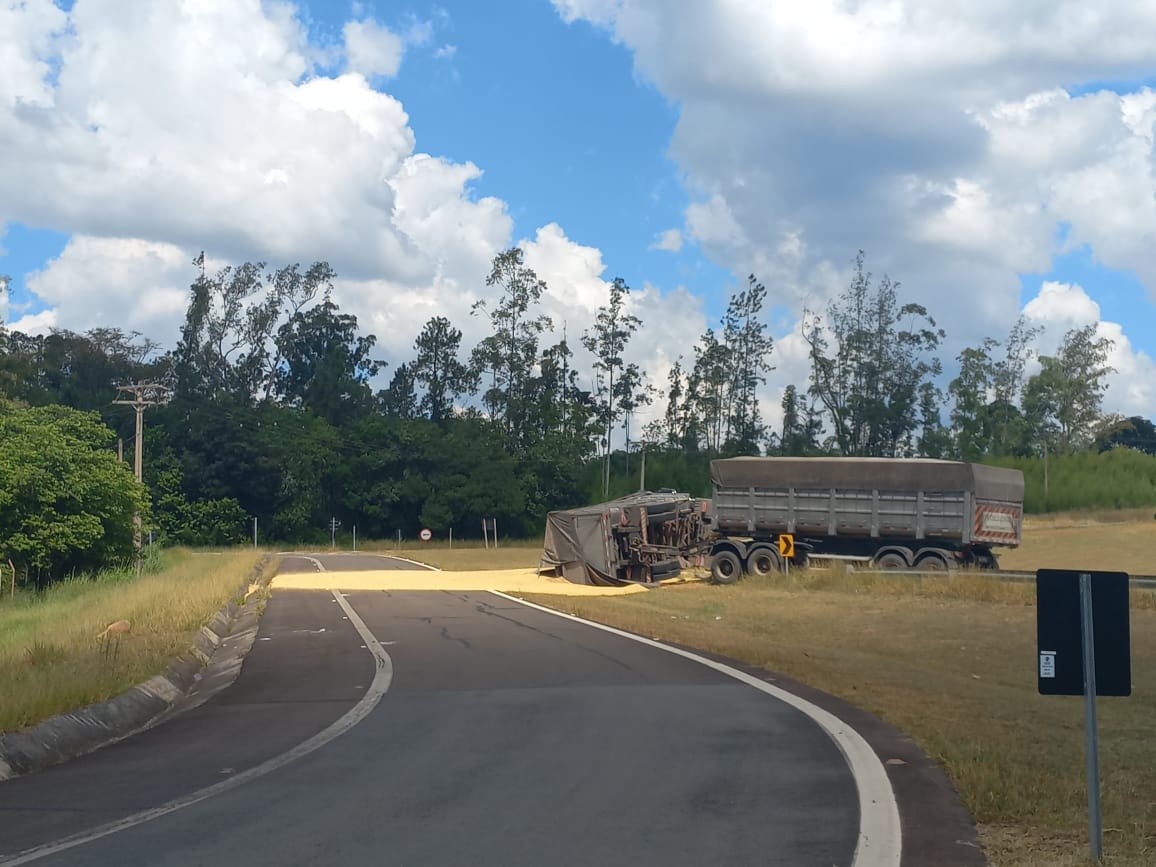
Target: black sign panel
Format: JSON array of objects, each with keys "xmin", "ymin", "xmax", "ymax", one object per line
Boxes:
[{"xmin": 1037, "ymin": 570, "xmax": 1131, "ymax": 696}]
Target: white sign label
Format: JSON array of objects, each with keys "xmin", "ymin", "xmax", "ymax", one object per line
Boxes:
[
  {"xmin": 1039, "ymin": 651, "xmax": 1056, "ymax": 679},
  {"xmin": 419, "ymin": 528, "xmax": 432, "ymax": 541},
  {"xmin": 981, "ymin": 511, "xmax": 1016, "ymax": 533}
]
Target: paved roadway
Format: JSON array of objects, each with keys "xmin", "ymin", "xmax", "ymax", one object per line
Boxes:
[{"xmin": 0, "ymin": 552, "xmax": 943, "ymax": 866}]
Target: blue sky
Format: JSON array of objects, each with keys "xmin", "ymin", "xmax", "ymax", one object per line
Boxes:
[{"xmin": 2, "ymin": 0, "xmax": 1155, "ymax": 419}]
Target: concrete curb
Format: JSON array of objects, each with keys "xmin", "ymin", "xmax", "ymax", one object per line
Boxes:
[{"xmin": 0, "ymin": 555, "xmax": 275, "ymax": 783}]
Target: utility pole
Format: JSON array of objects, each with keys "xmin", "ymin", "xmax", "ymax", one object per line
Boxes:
[{"xmin": 113, "ymin": 382, "xmax": 168, "ymax": 572}]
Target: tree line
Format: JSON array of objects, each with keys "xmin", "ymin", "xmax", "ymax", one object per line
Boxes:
[{"xmin": 1, "ymin": 249, "xmax": 1151, "ymax": 585}]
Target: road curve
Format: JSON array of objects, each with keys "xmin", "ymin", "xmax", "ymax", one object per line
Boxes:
[{"xmin": 0, "ymin": 553, "xmax": 923, "ymax": 866}]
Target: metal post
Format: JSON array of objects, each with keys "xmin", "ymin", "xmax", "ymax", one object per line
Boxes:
[
  {"xmin": 1080, "ymin": 572, "xmax": 1103, "ymax": 862},
  {"xmin": 353, "ymin": 525, "xmax": 357, "ymax": 552},
  {"xmin": 396, "ymin": 528, "xmax": 401, "ymax": 551},
  {"xmin": 449, "ymin": 528, "xmax": 453, "ymax": 550},
  {"xmin": 253, "ymin": 517, "xmax": 258, "ymax": 549}
]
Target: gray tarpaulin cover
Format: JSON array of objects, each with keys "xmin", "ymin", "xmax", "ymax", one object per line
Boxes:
[
  {"xmin": 541, "ymin": 492, "xmax": 697, "ymax": 585},
  {"xmin": 710, "ymin": 457, "xmax": 1024, "ymax": 503}
]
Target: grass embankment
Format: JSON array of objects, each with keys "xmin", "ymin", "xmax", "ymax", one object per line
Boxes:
[{"xmin": 0, "ymin": 549, "xmax": 273, "ymax": 735}]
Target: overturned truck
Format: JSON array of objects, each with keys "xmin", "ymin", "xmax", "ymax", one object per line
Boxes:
[
  {"xmin": 540, "ymin": 491, "xmax": 707, "ymax": 585},
  {"xmin": 541, "ymin": 457, "xmax": 1025, "ymax": 585}
]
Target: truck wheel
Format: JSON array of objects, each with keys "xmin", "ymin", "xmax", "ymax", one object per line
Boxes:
[
  {"xmin": 916, "ymin": 553, "xmax": 949, "ymax": 572},
  {"xmin": 710, "ymin": 551, "xmax": 743, "ymax": 584},
  {"xmin": 874, "ymin": 552, "xmax": 908, "ymax": 571},
  {"xmin": 746, "ymin": 549, "xmax": 779, "ymax": 577}
]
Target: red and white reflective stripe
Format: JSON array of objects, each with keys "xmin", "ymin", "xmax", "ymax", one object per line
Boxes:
[{"xmin": 973, "ymin": 503, "xmax": 1020, "ymax": 542}]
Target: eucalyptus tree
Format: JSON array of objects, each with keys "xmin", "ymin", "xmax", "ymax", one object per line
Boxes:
[
  {"xmin": 1023, "ymin": 324, "xmax": 1114, "ymax": 454},
  {"xmin": 411, "ymin": 316, "xmax": 473, "ymax": 423},
  {"xmin": 803, "ymin": 252, "xmax": 943, "ymax": 456},
  {"xmin": 582, "ymin": 277, "xmax": 642, "ymax": 497},
  {"xmin": 470, "ymin": 248, "xmax": 552, "ymax": 454},
  {"xmin": 722, "ymin": 274, "xmax": 775, "ymax": 452}
]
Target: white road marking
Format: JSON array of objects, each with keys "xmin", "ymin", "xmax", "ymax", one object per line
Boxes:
[
  {"xmin": 375, "ymin": 554, "xmax": 441, "ymax": 571},
  {"xmin": 1, "ymin": 591, "xmax": 392, "ymax": 866},
  {"xmin": 488, "ymin": 590, "xmax": 903, "ymax": 867}
]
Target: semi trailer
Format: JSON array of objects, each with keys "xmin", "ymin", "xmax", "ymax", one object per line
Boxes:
[{"xmin": 705, "ymin": 457, "xmax": 1024, "ymax": 583}]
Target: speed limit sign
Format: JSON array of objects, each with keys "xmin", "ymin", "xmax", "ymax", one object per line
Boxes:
[{"xmin": 419, "ymin": 528, "xmax": 432, "ymax": 541}]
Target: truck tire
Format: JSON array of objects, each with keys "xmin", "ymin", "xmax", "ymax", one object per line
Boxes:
[
  {"xmin": 649, "ymin": 559, "xmax": 682, "ymax": 580},
  {"xmin": 710, "ymin": 550, "xmax": 743, "ymax": 584},
  {"xmin": 746, "ymin": 548, "xmax": 779, "ymax": 577},
  {"xmin": 874, "ymin": 551, "xmax": 908, "ymax": 571},
  {"xmin": 916, "ymin": 552, "xmax": 949, "ymax": 572}
]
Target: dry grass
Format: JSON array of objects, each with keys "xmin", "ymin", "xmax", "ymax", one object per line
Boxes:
[
  {"xmin": 1001, "ymin": 518, "xmax": 1156, "ymax": 576},
  {"xmin": 0, "ymin": 549, "xmax": 273, "ymax": 735},
  {"xmin": 365, "ymin": 539, "xmax": 543, "ymax": 572},
  {"xmin": 523, "ymin": 570, "xmax": 1156, "ymax": 867}
]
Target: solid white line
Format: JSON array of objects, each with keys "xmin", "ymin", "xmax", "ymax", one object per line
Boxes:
[
  {"xmin": 487, "ymin": 590, "xmax": 902, "ymax": 867},
  {"xmin": 1, "ymin": 591, "xmax": 392, "ymax": 866},
  {"xmin": 378, "ymin": 554, "xmax": 441, "ymax": 571}
]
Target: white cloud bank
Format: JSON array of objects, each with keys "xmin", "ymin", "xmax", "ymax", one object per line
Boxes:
[{"xmin": 555, "ymin": 0, "xmax": 1156, "ymax": 419}]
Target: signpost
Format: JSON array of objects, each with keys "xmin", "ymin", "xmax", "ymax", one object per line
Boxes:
[
  {"xmin": 1037, "ymin": 569, "xmax": 1131, "ymax": 863},
  {"xmin": 778, "ymin": 534, "xmax": 794, "ymax": 576}
]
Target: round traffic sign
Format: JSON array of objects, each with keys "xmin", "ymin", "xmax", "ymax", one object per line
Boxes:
[{"xmin": 419, "ymin": 528, "xmax": 432, "ymax": 541}]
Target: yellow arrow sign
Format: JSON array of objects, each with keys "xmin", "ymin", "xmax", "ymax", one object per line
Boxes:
[{"xmin": 777, "ymin": 534, "xmax": 794, "ymax": 558}]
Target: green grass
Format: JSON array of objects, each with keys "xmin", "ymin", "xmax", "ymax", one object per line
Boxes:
[
  {"xmin": 0, "ymin": 548, "xmax": 274, "ymax": 735},
  {"xmin": 522, "ymin": 572, "xmax": 1156, "ymax": 866}
]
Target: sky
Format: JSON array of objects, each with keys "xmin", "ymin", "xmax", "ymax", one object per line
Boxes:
[{"xmin": 3, "ymin": 0, "xmax": 1156, "ymax": 431}]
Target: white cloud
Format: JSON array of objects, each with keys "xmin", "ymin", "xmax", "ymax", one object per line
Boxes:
[
  {"xmin": 555, "ymin": 0, "xmax": 1156, "ymax": 421},
  {"xmin": 24, "ymin": 237, "xmax": 215, "ymax": 345},
  {"xmin": 650, "ymin": 228, "xmax": 682, "ymax": 252},
  {"xmin": 0, "ymin": 0, "xmax": 516, "ymax": 356},
  {"xmin": 343, "ymin": 19, "xmax": 404, "ymax": 78}
]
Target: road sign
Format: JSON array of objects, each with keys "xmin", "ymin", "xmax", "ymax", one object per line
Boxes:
[
  {"xmin": 1037, "ymin": 569, "xmax": 1131, "ymax": 863},
  {"xmin": 1037, "ymin": 570, "xmax": 1130, "ymax": 697},
  {"xmin": 419, "ymin": 528, "xmax": 432, "ymax": 542},
  {"xmin": 777, "ymin": 534, "xmax": 794, "ymax": 558}
]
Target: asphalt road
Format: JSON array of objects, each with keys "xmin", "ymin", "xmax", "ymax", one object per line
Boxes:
[{"xmin": 0, "ymin": 553, "xmax": 892, "ymax": 866}]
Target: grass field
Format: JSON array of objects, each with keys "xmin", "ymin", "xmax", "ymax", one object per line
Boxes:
[
  {"xmin": 1000, "ymin": 512, "xmax": 1156, "ymax": 575},
  {"xmin": 0, "ymin": 549, "xmax": 272, "ymax": 735},
  {"xmin": 367, "ymin": 539, "xmax": 542, "ymax": 571}
]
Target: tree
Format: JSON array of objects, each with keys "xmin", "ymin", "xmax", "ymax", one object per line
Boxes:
[
  {"xmin": 171, "ymin": 260, "xmax": 334, "ymax": 403},
  {"xmin": 1094, "ymin": 416, "xmax": 1156, "ymax": 455},
  {"xmin": 0, "ymin": 403, "xmax": 147, "ymax": 585},
  {"xmin": 1023, "ymin": 324, "xmax": 1114, "ymax": 454},
  {"xmin": 990, "ymin": 316, "xmax": 1043, "ymax": 455},
  {"xmin": 778, "ymin": 384, "xmax": 822, "ymax": 455},
  {"xmin": 470, "ymin": 248, "xmax": 552, "ymax": 453},
  {"xmin": 274, "ymin": 298, "xmax": 381, "ymax": 426},
  {"xmin": 582, "ymin": 277, "xmax": 642, "ymax": 497},
  {"xmin": 948, "ymin": 338, "xmax": 998, "ymax": 460},
  {"xmin": 803, "ymin": 252, "xmax": 943, "ymax": 456},
  {"xmin": 411, "ymin": 316, "xmax": 473, "ymax": 423},
  {"xmin": 722, "ymin": 274, "xmax": 775, "ymax": 453},
  {"xmin": 380, "ymin": 362, "xmax": 418, "ymax": 419}
]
